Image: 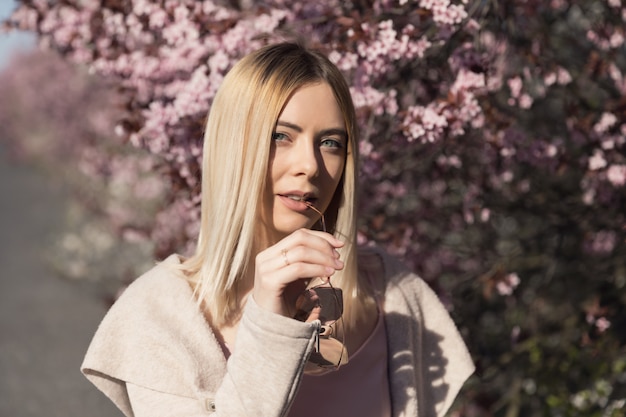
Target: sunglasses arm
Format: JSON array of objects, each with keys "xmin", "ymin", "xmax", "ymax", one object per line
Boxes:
[{"xmin": 312, "ymin": 320, "xmax": 321, "ymax": 354}]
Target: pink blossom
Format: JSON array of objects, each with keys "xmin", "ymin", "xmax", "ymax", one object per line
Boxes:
[
  {"xmin": 132, "ymin": 0, "xmax": 155, "ymax": 16},
  {"xmin": 595, "ymin": 317, "xmax": 612, "ymax": 332},
  {"xmin": 433, "ymin": 4, "xmax": 467, "ymax": 25},
  {"xmin": 508, "ymin": 76, "xmax": 523, "ymax": 98},
  {"xmin": 518, "ymin": 93, "xmax": 533, "ymax": 109},
  {"xmin": 359, "ymin": 140, "xmax": 373, "ymax": 158},
  {"xmin": 501, "ymin": 171, "xmax": 514, "ymax": 182},
  {"xmin": 410, "ymin": 35, "xmax": 432, "ymax": 59},
  {"xmin": 593, "ymin": 112, "xmax": 617, "ymax": 134},
  {"xmin": 601, "ymin": 137, "xmax": 615, "ymax": 150},
  {"xmin": 162, "ymin": 19, "xmax": 199, "ymax": 46},
  {"xmin": 609, "ymin": 32, "xmax": 624, "ymax": 48},
  {"xmin": 328, "ymin": 50, "xmax": 341, "ymax": 65},
  {"xmin": 557, "ymin": 67, "xmax": 572, "ymax": 84},
  {"xmin": 587, "ymin": 29, "xmax": 612, "ymax": 50},
  {"xmin": 253, "ymin": 9, "xmax": 290, "ymax": 32},
  {"xmin": 329, "ymin": 51, "xmax": 359, "ymax": 71},
  {"xmin": 384, "ymin": 90, "xmax": 399, "ymax": 115},
  {"xmin": 480, "ymin": 208, "xmax": 491, "ymax": 222},
  {"xmin": 437, "ymin": 154, "xmax": 462, "ymax": 168},
  {"xmin": 403, "ymin": 104, "xmax": 450, "ymax": 143},
  {"xmin": 608, "ymin": 63, "xmax": 626, "ymax": 93},
  {"xmin": 149, "ymin": 9, "xmax": 169, "ymax": 28},
  {"xmin": 208, "ymin": 50, "xmax": 230, "ymax": 73},
  {"xmin": 582, "ymin": 188, "xmax": 596, "ymax": 205},
  {"xmin": 422, "ymin": 107, "xmax": 448, "ymax": 130},
  {"xmin": 497, "ymin": 273, "xmax": 521, "ymax": 296},
  {"xmin": 501, "ymin": 147, "xmax": 516, "ymax": 158},
  {"xmin": 544, "ymin": 71, "xmax": 557, "ymax": 86},
  {"xmin": 588, "ymin": 150, "xmax": 608, "ymax": 170},
  {"xmin": 420, "ymin": 0, "xmax": 468, "ymax": 25},
  {"xmin": 589, "ymin": 230, "xmax": 617, "ymax": 254},
  {"xmin": 606, "ymin": 164, "xmax": 626, "ymax": 186},
  {"xmin": 350, "ymin": 86, "xmax": 386, "ymax": 113},
  {"xmin": 451, "ymin": 68, "xmax": 486, "ymax": 94}
]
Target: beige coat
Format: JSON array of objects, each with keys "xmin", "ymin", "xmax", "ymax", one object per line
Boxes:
[{"xmin": 82, "ymin": 249, "xmax": 474, "ymax": 417}]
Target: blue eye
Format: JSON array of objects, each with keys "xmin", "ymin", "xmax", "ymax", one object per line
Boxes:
[
  {"xmin": 272, "ymin": 132, "xmax": 288, "ymax": 142},
  {"xmin": 321, "ymin": 138, "xmax": 344, "ymax": 149}
]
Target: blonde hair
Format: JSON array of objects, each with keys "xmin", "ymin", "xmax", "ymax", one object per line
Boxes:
[{"xmin": 181, "ymin": 42, "xmax": 366, "ymax": 328}]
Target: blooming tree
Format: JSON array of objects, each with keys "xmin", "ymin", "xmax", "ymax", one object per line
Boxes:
[{"xmin": 5, "ymin": 0, "xmax": 626, "ymax": 415}]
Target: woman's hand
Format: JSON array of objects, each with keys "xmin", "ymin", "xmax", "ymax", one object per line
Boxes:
[{"xmin": 252, "ymin": 229, "xmax": 344, "ymax": 318}]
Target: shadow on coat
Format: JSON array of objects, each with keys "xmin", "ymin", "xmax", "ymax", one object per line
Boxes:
[{"xmin": 385, "ymin": 311, "xmax": 453, "ymax": 417}]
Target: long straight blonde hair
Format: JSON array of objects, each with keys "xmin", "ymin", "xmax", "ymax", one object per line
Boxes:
[{"xmin": 181, "ymin": 42, "xmax": 367, "ymax": 328}]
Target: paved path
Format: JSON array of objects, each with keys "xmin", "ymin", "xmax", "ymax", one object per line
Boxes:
[{"xmin": 0, "ymin": 144, "xmax": 120, "ymax": 417}]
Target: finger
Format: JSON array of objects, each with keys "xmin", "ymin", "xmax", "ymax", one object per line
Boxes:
[
  {"xmin": 305, "ymin": 306, "xmax": 321, "ymax": 323},
  {"xmin": 257, "ymin": 229, "xmax": 344, "ymax": 267},
  {"xmin": 277, "ymin": 245, "xmax": 344, "ymax": 271},
  {"xmin": 280, "ymin": 228, "xmax": 344, "ymax": 251},
  {"xmin": 258, "ymin": 260, "xmax": 338, "ymax": 288},
  {"xmin": 253, "ymin": 260, "xmax": 338, "ymax": 317}
]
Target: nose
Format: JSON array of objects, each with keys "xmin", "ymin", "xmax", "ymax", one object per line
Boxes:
[{"xmin": 293, "ymin": 139, "xmax": 320, "ymax": 178}]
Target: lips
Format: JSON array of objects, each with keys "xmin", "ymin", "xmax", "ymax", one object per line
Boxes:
[{"xmin": 278, "ymin": 192, "xmax": 318, "ymax": 212}]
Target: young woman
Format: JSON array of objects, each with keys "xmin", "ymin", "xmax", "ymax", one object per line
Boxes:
[{"xmin": 82, "ymin": 42, "xmax": 474, "ymax": 417}]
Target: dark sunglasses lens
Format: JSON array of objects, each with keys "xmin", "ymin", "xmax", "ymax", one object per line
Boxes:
[
  {"xmin": 294, "ymin": 286, "xmax": 343, "ymax": 323},
  {"xmin": 311, "ymin": 286, "xmax": 342, "ymax": 322},
  {"xmin": 294, "ymin": 284, "xmax": 347, "ymax": 370}
]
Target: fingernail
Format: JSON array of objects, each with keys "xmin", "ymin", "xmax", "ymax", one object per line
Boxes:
[
  {"xmin": 325, "ymin": 267, "xmax": 335, "ymax": 275},
  {"xmin": 334, "ymin": 259, "xmax": 344, "ymax": 268},
  {"xmin": 333, "ymin": 249, "xmax": 340, "ymax": 258}
]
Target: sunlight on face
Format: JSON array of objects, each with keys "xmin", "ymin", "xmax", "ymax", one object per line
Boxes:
[{"xmin": 262, "ymin": 82, "xmax": 347, "ymax": 243}]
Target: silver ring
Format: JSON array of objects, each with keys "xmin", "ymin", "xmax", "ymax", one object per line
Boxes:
[{"xmin": 281, "ymin": 249, "xmax": 290, "ymax": 266}]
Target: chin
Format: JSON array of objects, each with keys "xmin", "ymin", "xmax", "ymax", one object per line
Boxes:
[{"xmin": 272, "ymin": 219, "xmax": 316, "ymax": 236}]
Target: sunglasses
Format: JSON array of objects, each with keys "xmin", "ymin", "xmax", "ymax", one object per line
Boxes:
[{"xmin": 292, "ymin": 202, "xmax": 348, "ymax": 373}]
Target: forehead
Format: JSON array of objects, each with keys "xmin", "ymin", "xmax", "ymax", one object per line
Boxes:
[{"xmin": 278, "ymin": 82, "xmax": 344, "ymax": 128}]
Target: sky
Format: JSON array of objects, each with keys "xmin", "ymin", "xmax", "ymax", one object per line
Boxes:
[{"xmin": 0, "ymin": 0, "xmax": 35, "ymax": 70}]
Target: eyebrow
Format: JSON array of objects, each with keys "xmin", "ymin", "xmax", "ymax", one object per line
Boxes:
[{"xmin": 276, "ymin": 120, "xmax": 348, "ymax": 139}]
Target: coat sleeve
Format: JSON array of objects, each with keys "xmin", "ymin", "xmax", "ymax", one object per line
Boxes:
[
  {"xmin": 81, "ymin": 259, "xmax": 318, "ymax": 417},
  {"xmin": 211, "ymin": 297, "xmax": 318, "ymax": 416}
]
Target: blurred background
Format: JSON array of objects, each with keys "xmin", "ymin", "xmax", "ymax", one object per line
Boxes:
[
  {"xmin": 1, "ymin": 0, "xmax": 625, "ymax": 416},
  {"xmin": 0, "ymin": 1, "xmax": 123, "ymax": 416}
]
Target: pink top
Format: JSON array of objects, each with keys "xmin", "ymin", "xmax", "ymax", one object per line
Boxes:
[{"xmin": 287, "ymin": 311, "xmax": 391, "ymax": 417}]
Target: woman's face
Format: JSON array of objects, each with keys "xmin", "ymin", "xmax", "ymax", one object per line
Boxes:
[{"xmin": 262, "ymin": 82, "xmax": 347, "ymax": 243}]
